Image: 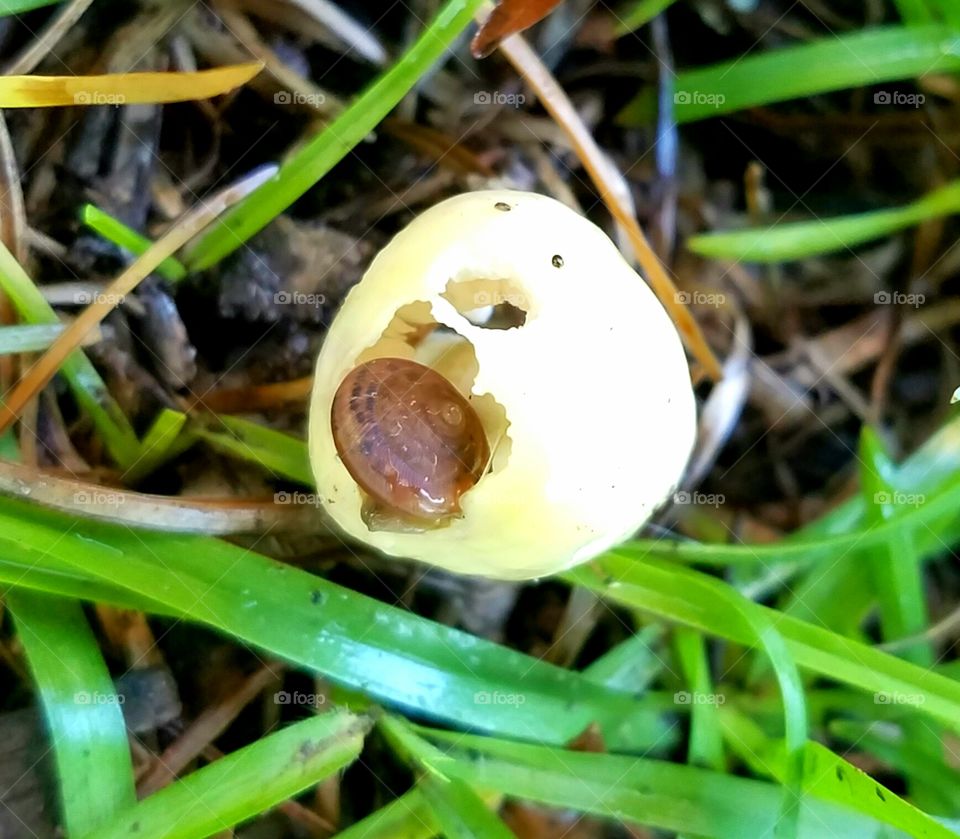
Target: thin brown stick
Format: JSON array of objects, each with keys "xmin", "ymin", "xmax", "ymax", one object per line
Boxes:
[{"xmin": 496, "ymin": 33, "xmax": 723, "ymax": 381}]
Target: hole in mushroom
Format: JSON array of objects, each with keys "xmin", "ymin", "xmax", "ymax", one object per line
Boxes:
[
  {"xmin": 441, "ymin": 278, "xmax": 529, "ymax": 330},
  {"xmin": 343, "ymin": 301, "xmax": 511, "ymax": 534}
]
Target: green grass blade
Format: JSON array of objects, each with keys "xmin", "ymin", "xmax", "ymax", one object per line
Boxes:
[
  {"xmin": 0, "ymin": 0, "xmax": 61, "ymax": 14},
  {"xmin": 831, "ymin": 719, "xmax": 960, "ymax": 813},
  {"xmin": 0, "ymin": 429, "xmax": 18, "ymax": 459},
  {"xmin": 85, "ymin": 710, "xmax": 370, "ymax": 839},
  {"xmin": 0, "ymin": 241, "xmax": 140, "ymax": 466},
  {"xmin": 859, "ymin": 427, "xmax": 931, "ymax": 663},
  {"xmin": 0, "ymin": 323, "xmax": 69, "ymax": 354},
  {"xmin": 614, "ymin": 0, "xmax": 679, "ymax": 34},
  {"xmin": 7, "ymin": 589, "xmax": 135, "ymax": 835},
  {"xmin": 80, "ymin": 204, "xmax": 187, "ymax": 282},
  {"xmin": 932, "ymin": 1, "xmax": 960, "ymax": 26},
  {"xmin": 334, "ymin": 789, "xmax": 437, "ymax": 839},
  {"xmin": 673, "ymin": 627, "xmax": 724, "ymax": 770},
  {"xmin": 566, "ymin": 553, "xmax": 960, "ymax": 734},
  {"xmin": 617, "ymin": 467, "xmax": 960, "ymax": 566},
  {"xmin": 782, "ymin": 411, "xmax": 960, "ymax": 628},
  {"xmin": 418, "ymin": 775, "xmax": 516, "ymax": 839},
  {"xmin": 184, "ymin": 0, "xmax": 486, "ymax": 270},
  {"xmin": 894, "ymin": 0, "xmax": 936, "ymax": 23},
  {"xmin": 193, "ymin": 414, "xmax": 314, "ymax": 485},
  {"xmin": 687, "ymin": 181, "xmax": 960, "ymax": 263},
  {"xmin": 382, "ymin": 716, "xmax": 515, "ymax": 837},
  {"xmin": 121, "ymin": 408, "xmax": 189, "ymax": 484},
  {"xmin": 716, "ymin": 590, "xmax": 807, "ymax": 838},
  {"xmin": 620, "ymin": 25, "xmax": 960, "ymax": 125},
  {"xmin": 0, "ymin": 496, "xmax": 668, "ymax": 748},
  {"xmin": 583, "ymin": 624, "xmax": 664, "ymax": 692},
  {"xmin": 720, "ymin": 709, "xmax": 956, "ymax": 838},
  {"xmin": 412, "ymin": 726, "xmax": 909, "ymax": 838},
  {"xmin": 2, "ymin": 565, "xmax": 175, "ymax": 612}
]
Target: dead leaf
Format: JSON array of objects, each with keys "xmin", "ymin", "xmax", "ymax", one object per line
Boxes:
[{"xmin": 471, "ymin": 0, "xmax": 564, "ymax": 58}]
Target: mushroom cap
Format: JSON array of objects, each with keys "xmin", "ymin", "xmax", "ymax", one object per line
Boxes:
[{"xmin": 309, "ymin": 189, "xmax": 696, "ymax": 579}]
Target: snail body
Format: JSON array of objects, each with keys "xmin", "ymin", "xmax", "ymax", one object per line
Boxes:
[{"xmin": 331, "ymin": 358, "xmax": 489, "ymax": 524}]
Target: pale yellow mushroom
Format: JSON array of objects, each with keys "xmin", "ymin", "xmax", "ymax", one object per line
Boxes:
[{"xmin": 309, "ymin": 189, "xmax": 696, "ymax": 579}]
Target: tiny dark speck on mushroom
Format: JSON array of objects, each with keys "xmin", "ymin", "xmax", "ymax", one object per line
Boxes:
[
  {"xmin": 551, "ymin": 254, "xmax": 564, "ymax": 268},
  {"xmin": 494, "ymin": 202, "xmax": 511, "ymax": 211},
  {"xmin": 311, "ymin": 590, "xmax": 325, "ymax": 605}
]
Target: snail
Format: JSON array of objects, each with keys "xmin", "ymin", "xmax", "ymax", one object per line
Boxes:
[
  {"xmin": 331, "ymin": 357, "xmax": 490, "ymax": 526},
  {"xmin": 309, "ymin": 189, "xmax": 696, "ymax": 580}
]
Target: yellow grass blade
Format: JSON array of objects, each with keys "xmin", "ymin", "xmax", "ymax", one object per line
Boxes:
[{"xmin": 0, "ymin": 62, "xmax": 262, "ymax": 108}]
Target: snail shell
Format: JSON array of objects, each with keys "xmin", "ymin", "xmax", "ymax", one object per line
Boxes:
[{"xmin": 331, "ymin": 357, "xmax": 490, "ymax": 524}]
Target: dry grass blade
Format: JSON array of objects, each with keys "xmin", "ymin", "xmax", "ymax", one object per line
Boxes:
[
  {"xmin": 280, "ymin": 0, "xmax": 387, "ymax": 65},
  {"xmin": 4, "ymin": 0, "xmax": 96, "ymax": 76},
  {"xmin": 0, "ymin": 167, "xmax": 275, "ymax": 436},
  {"xmin": 0, "ymin": 115, "xmax": 26, "ymax": 265},
  {"xmin": 0, "ymin": 114, "xmax": 24, "ymax": 394},
  {"xmin": 0, "ymin": 460, "xmax": 332, "ymax": 535},
  {"xmin": 0, "ymin": 62, "xmax": 262, "ymax": 108},
  {"xmin": 496, "ymin": 33, "xmax": 723, "ymax": 381}
]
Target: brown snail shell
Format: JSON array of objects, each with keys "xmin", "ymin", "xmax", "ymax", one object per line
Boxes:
[{"xmin": 331, "ymin": 357, "xmax": 490, "ymax": 524}]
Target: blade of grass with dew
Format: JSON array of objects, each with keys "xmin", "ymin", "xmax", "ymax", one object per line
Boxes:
[
  {"xmin": 0, "ymin": 496, "xmax": 667, "ymax": 748},
  {"xmin": 192, "ymin": 413, "xmax": 314, "ymax": 485},
  {"xmin": 85, "ymin": 710, "xmax": 370, "ymax": 839},
  {"xmin": 0, "ymin": 63, "xmax": 261, "ymax": 108},
  {"xmin": 620, "ymin": 25, "xmax": 960, "ymax": 125},
  {"xmin": 0, "ymin": 241, "xmax": 140, "ymax": 465},
  {"xmin": 80, "ymin": 204, "xmax": 187, "ymax": 282},
  {"xmin": 674, "ymin": 627, "xmax": 724, "ymax": 771},
  {"xmin": 408, "ymin": 723, "xmax": 907, "ymax": 838},
  {"xmin": 418, "ymin": 775, "xmax": 515, "ymax": 839},
  {"xmin": 830, "ymin": 719, "xmax": 960, "ymax": 814},
  {"xmin": 719, "ymin": 708, "xmax": 957, "ymax": 837},
  {"xmin": 183, "ymin": 0, "xmax": 486, "ymax": 270},
  {"xmin": 6, "ymin": 589, "xmax": 135, "ymax": 835},
  {"xmin": 121, "ymin": 408, "xmax": 189, "ymax": 484},
  {"xmin": 687, "ymin": 181, "xmax": 960, "ymax": 263},
  {"xmin": 0, "ymin": 323, "xmax": 69, "ymax": 354},
  {"xmin": 334, "ymin": 788, "xmax": 437, "ymax": 839},
  {"xmin": 565, "ymin": 552, "xmax": 960, "ymax": 734},
  {"xmin": 614, "ymin": 0, "xmax": 679, "ymax": 34}
]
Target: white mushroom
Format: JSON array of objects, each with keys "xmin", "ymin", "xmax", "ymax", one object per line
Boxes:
[{"xmin": 309, "ymin": 189, "xmax": 696, "ymax": 579}]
